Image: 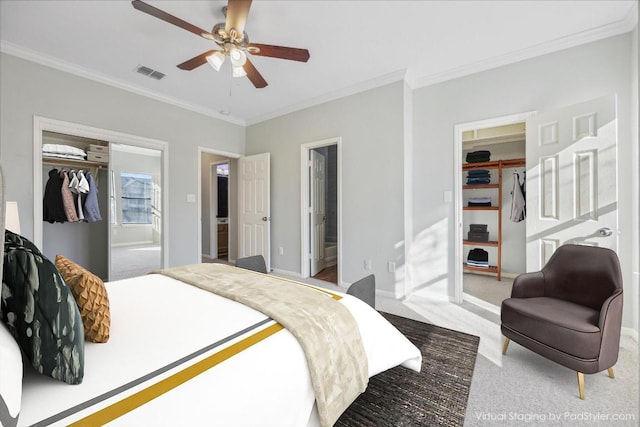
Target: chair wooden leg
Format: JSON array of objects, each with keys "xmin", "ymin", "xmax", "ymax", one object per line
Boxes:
[
  {"xmin": 502, "ymin": 337, "xmax": 510, "ymax": 355},
  {"xmin": 577, "ymin": 372, "xmax": 585, "ymax": 400},
  {"xmin": 607, "ymin": 367, "xmax": 615, "ymax": 378}
]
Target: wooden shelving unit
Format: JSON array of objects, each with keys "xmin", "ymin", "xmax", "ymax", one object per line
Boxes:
[
  {"xmin": 462, "ymin": 158, "xmax": 525, "ymax": 280},
  {"xmin": 43, "ymin": 156, "xmax": 107, "ymax": 169}
]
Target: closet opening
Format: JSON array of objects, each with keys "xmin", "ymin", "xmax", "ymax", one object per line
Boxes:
[
  {"xmin": 300, "ymin": 137, "xmax": 342, "ymax": 286},
  {"xmin": 199, "ymin": 149, "xmax": 238, "ymax": 265},
  {"xmin": 33, "ymin": 116, "xmax": 169, "ymax": 282},
  {"xmin": 454, "ymin": 114, "xmax": 531, "ymax": 313}
]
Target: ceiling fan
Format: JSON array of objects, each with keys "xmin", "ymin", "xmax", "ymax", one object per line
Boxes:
[{"xmin": 132, "ymin": 0, "xmax": 310, "ymax": 88}]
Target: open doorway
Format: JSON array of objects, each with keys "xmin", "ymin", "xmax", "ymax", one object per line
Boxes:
[
  {"xmin": 301, "ymin": 137, "xmax": 341, "ymax": 286},
  {"xmin": 454, "ymin": 114, "xmax": 531, "ymax": 313},
  {"xmin": 199, "ymin": 149, "xmax": 239, "ymax": 264}
]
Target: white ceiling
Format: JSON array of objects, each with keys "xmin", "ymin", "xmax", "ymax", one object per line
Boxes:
[{"xmin": 0, "ymin": 1, "xmax": 636, "ymax": 125}]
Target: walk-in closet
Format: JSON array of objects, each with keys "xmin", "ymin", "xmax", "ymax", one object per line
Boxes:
[{"xmin": 461, "ymin": 122, "xmax": 526, "ymax": 307}]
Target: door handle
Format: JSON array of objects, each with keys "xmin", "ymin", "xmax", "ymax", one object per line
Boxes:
[
  {"xmin": 262, "ymin": 217, "xmax": 270, "ymax": 222},
  {"xmin": 597, "ymin": 227, "xmax": 613, "ymax": 237}
]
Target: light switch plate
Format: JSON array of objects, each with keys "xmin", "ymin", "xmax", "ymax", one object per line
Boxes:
[{"xmin": 186, "ymin": 194, "xmax": 196, "ymax": 203}]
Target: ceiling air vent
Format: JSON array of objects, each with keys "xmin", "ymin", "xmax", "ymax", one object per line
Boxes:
[{"xmin": 135, "ymin": 65, "xmax": 166, "ymax": 80}]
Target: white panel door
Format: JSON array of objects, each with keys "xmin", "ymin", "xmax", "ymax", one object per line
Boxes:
[
  {"xmin": 238, "ymin": 153, "xmax": 271, "ymax": 270},
  {"xmin": 310, "ymin": 150, "xmax": 326, "ymax": 276},
  {"xmin": 526, "ymin": 94, "xmax": 617, "ymax": 270}
]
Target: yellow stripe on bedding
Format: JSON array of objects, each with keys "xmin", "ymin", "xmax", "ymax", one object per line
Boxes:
[{"xmin": 69, "ymin": 323, "xmax": 284, "ymax": 427}]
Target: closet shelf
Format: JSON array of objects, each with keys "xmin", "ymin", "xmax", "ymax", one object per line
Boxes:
[
  {"xmin": 43, "ymin": 156, "xmax": 107, "ymax": 169},
  {"xmin": 463, "ymin": 240, "xmax": 498, "ymax": 247},
  {"xmin": 463, "ymin": 184, "xmax": 499, "ymax": 190},
  {"xmin": 462, "ymin": 158, "xmax": 525, "ymax": 171},
  {"xmin": 464, "ymin": 206, "xmax": 499, "ymax": 211},
  {"xmin": 463, "ymin": 264, "xmax": 499, "ymax": 273}
]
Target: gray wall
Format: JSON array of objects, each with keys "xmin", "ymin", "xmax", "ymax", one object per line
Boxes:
[
  {"xmin": 0, "ymin": 53, "xmax": 245, "ymax": 268},
  {"xmin": 246, "ymin": 82, "xmax": 404, "ymax": 292},
  {"xmin": 410, "ymin": 33, "xmax": 637, "ymax": 329}
]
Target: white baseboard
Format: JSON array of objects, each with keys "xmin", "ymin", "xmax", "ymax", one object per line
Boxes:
[
  {"xmin": 622, "ymin": 327, "xmax": 638, "ymax": 343},
  {"xmin": 111, "ymin": 241, "xmax": 155, "ymax": 248},
  {"xmin": 375, "ymin": 289, "xmax": 397, "ymax": 300},
  {"xmin": 463, "ymin": 293, "xmax": 501, "ymax": 315},
  {"xmin": 271, "ymin": 268, "xmax": 302, "ymax": 278}
]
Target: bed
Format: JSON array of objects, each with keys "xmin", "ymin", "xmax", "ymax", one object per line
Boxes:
[{"xmin": 1, "ymin": 168, "xmax": 422, "ymax": 427}]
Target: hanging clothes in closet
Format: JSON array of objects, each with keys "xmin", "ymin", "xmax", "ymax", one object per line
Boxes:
[
  {"xmin": 43, "ymin": 168, "xmax": 68, "ymax": 223},
  {"xmin": 510, "ymin": 171, "xmax": 526, "ymax": 223},
  {"xmin": 43, "ymin": 168, "xmax": 102, "ymax": 224}
]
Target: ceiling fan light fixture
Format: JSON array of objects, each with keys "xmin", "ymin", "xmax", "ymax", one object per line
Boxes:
[
  {"xmin": 229, "ymin": 47, "xmax": 247, "ymax": 67},
  {"xmin": 206, "ymin": 51, "xmax": 225, "ymax": 71},
  {"xmin": 232, "ymin": 64, "xmax": 247, "ymax": 78}
]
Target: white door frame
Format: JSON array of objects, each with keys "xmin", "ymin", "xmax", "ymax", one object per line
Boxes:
[
  {"xmin": 300, "ymin": 137, "xmax": 343, "ymax": 286},
  {"xmin": 453, "ymin": 112, "xmax": 534, "ymax": 304},
  {"xmin": 197, "ymin": 147, "xmax": 241, "ymax": 262},
  {"xmin": 33, "ymin": 116, "xmax": 169, "ymax": 279}
]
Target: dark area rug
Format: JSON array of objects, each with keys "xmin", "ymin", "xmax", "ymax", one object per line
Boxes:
[{"xmin": 336, "ymin": 312, "xmax": 480, "ymax": 427}]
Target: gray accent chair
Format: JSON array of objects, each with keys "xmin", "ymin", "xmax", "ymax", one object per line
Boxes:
[
  {"xmin": 235, "ymin": 255, "xmax": 268, "ymax": 274},
  {"xmin": 501, "ymin": 244, "xmax": 623, "ymax": 399},
  {"xmin": 347, "ymin": 274, "xmax": 376, "ymax": 308}
]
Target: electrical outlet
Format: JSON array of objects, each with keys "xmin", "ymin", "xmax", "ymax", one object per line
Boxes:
[
  {"xmin": 186, "ymin": 194, "xmax": 196, "ymax": 203},
  {"xmin": 364, "ymin": 259, "xmax": 372, "ymax": 270},
  {"xmin": 388, "ymin": 261, "xmax": 396, "ymax": 272}
]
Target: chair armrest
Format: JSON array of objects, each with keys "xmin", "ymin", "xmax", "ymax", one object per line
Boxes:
[
  {"xmin": 598, "ymin": 290, "xmax": 623, "ymax": 331},
  {"xmin": 510, "ymin": 271, "xmax": 545, "ymax": 298},
  {"xmin": 598, "ymin": 290, "xmax": 623, "ymax": 370}
]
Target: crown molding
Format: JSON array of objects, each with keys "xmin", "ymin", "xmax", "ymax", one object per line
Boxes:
[
  {"xmin": 0, "ymin": 40, "xmax": 246, "ymax": 126},
  {"xmin": 245, "ymin": 69, "xmax": 407, "ymax": 126},
  {"xmin": 411, "ymin": 2, "xmax": 638, "ymax": 90}
]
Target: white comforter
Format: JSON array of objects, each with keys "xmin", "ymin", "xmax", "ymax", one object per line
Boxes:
[{"xmin": 18, "ymin": 274, "xmax": 421, "ymax": 427}]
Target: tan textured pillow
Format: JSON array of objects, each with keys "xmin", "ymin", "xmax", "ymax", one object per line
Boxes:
[{"xmin": 55, "ymin": 255, "xmax": 111, "ymax": 343}]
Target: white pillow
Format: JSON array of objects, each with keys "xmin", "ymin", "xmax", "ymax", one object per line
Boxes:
[{"xmin": 0, "ymin": 321, "xmax": 21, "ymax": 427}]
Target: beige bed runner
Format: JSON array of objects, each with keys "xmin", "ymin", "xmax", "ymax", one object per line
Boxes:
[{"xmin": 156, "ymin": 263, "xmax": 368, "ymax": 427}]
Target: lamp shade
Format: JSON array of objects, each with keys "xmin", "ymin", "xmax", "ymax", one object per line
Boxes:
[
  {"xmin": 5, "ymin": 201, "xmax": 20, "ymax": 234},
  {"xmin": 229, "ymin": 47, "xmax": 247, "ymax": 67},
  {"xmin": 232, "ymin": 65, "xmax": 247, "ymax": 78},
  {"xmin": 206, "ymin": 51, "xmax": 225, "ymax": 71}
]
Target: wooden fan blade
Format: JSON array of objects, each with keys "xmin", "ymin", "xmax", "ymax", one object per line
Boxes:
[
  {"xmin": 132, "ymin": 0, "xmax": 214, "ymax": 39},
  {"xmin": 243, "ymin": 58, "xmax": 268, "ymax": 88},
  {"xmin": 177, "ymin": 50, "xmax": 219, "ymax": 70},
  {"xmin": 225, "ymin": 0, "xmax": 252, "ymax": 37},
  {"xmin": 248, "ymin": 43, "xmax": 310, "ymax": 62}
]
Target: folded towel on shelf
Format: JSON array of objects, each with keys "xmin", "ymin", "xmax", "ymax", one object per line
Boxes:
[
  {"xmin": 468, "ymin": 197, "xmax": 491, "ymax": 204},
  {"xmin": 43, "ymin": 144, "xmax": 87, "ymax": 160},
  {"xmin": 466, "ymin": 178, "xmax": 491, "ymax": 185},
  {"xmin": 41, "ymin": 153, "xmax": 87, "ymax": 161},
  {"xmin": 466, "ymin": 260, "xmax": 490, "ymax": 268},
  {"xmin": 467, "ymin": 248, "xmax": 489, "ymax": 262},
  {"xmin": 467, "ymin": 169, "xmax": 491, "ymax": 176},
  {"xmin": 465, "ymin": 150, "xmax": 491, "ymax": 163}
]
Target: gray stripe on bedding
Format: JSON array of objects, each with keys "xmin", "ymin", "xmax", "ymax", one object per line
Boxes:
[
  {"xmin": 30, "ymin": 317, "xmax": 273, "ymax": 427},
  {"xmin": 0, "ymin": 395, "xmax": 18, "ymax": 427}
]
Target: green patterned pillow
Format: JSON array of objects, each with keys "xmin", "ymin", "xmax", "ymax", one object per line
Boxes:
[{"xmin": 2, "ymin": 230, "xmax": 84, "ymax": 384}]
